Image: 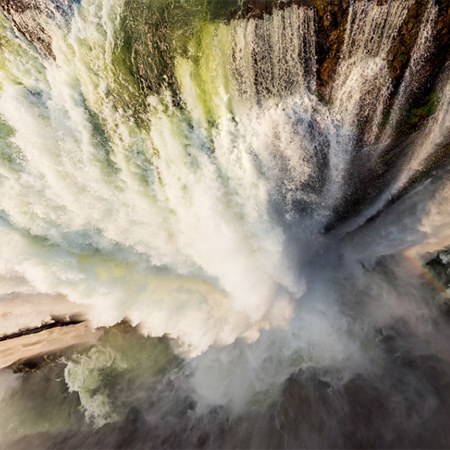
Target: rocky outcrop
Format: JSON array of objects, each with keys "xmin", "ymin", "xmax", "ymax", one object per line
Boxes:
[
  {"xmin": 385, "ymin": 1, "xmax": 449, "ymax": 136},
  {"xmin": 0, "ymin": 0, "xmax": 75, "ymax": 58},
  {"xmin": 0, "ymin": 321, "xmax": 100, "ymax": 370},
  {"xmin": 1, "ymin": 0, "xmax": 448, "ymax": 123},
  {"xmin": 426, "ymin": 249, "xmax": 450, "ymax": 319},
  {"xmin": 244, "ymin": 0, "xmax": 449, "ymax": 111},
  {"xmin": 314, "ymin": 0, "xmax": 350, "ymax": 100}
]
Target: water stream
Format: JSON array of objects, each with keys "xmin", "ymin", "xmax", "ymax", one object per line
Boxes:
[{"xmin": 0, "ymin": 0, "xmax": 449, "ymax": 448}]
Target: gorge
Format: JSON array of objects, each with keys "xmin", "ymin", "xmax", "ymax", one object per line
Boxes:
[{"xmin": 0, "ymin": 0, "xmax": 449, "ymax": 448}]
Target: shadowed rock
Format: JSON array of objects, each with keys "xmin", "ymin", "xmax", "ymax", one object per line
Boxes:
[{"xmin": 0, "ymin": 0, "xmax": 77, "ymax": 58}]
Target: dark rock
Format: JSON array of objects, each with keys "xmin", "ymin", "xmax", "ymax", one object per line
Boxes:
[{"xmin": 0, "ymin": 0, "xmax": 77, "ymax": 58}]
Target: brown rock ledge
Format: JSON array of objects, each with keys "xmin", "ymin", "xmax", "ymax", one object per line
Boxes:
[{"xmin": 0, "ymin": 321, "xmax": 101, "ymax": 369}]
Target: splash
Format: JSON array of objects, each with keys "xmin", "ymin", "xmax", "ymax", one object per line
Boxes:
[{"xmin": 0, "ymin": 0, "xmax": 449, "ymax": 448}]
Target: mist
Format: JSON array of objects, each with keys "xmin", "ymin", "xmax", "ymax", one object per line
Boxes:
[{"xmin": 0, "ymin": 0, "xmax": 449, "ymax": 448}]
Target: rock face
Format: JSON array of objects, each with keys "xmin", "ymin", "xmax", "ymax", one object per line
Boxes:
[
  {"xmin": 242, "ymin": 0, "xmax": 449, "ymax": 111},
  {"xmin": 0, "ymin": 0, "xmax": 76, "ymax": 58},
  {"xmin": 426, "ymin": 249, "xmax": 450, "ymax": 318},
  {"xmin": 0, "ymin": 293, "xmax": 92, "ymax": 369},
  {"xmin": 0, "ymin": 0, "xmax": 448, "ymax": 332},
  {"xmin": 0, "ymin": 322, "xmax": 99, "ymax": 370},
  {"xmin": 314, "ymin": 0, "xmax": 350, "ymax": 100},
  {"xmin": 1, "ymin": 0, "xmax": 447, "ymax": 134}
]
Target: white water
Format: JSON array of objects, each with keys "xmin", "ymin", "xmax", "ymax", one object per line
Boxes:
[
  {"xmin": 396, "ymin": 70, "xmax": 450, "ymax": 190},
  {"xmin": 230, "ymin": 6, "xmax": 316, "ymax": 100},
  {"xmin": 331, "ymin": 0, "xmax": 412, "ymax": 144},
  {"xmin": 0, "ymin": 0, "xmax": 449, "ymax": 437},
  {"xmin": 382, "ymin": 0, "xmax": 438, "ymax": 141}
]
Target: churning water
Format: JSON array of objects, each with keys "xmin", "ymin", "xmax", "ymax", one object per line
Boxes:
[{"xmin": 0, "ymin": 0, "xmax": 449, "ymax": 448}]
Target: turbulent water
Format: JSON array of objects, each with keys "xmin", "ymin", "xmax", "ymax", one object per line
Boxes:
[{"xmin": 0, "ymin": 0, "xmax": 449, "ymax": 448}]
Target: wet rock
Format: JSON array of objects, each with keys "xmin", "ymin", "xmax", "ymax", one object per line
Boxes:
[{"xmin": 0, "ymin": 0, "xmax": 76, "ymax": 58}]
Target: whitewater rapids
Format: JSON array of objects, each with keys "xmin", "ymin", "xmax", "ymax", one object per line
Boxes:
[{"xmin": 0, "ymin": 0, "xmax": 449, "ymax": 448}]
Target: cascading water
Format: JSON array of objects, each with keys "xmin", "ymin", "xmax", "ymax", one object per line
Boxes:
[
  {"xmin": 382, "ymin": 0, "xmax": 438, "ymax": 141},
  {"xmin": 0, "ymin": 0, "xmax": 449, "ymax": 448},
  {"xmin": 331, "ymin": 0, "xmax": 412, "ymax": 143}
]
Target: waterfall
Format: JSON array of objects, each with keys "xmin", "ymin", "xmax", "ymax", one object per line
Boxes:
[
  {"xmin": 0, "ymin": 0, "xmax": 449, "ymax": 448},
  {"xmin": 396, "ymin": 70, "xmax": 450, "ymax": 191},
  {"xmin": 382, "ymin": 0, "xmax": 438, "ymax": 141},
  {"xmin": 230, "ymin": 6, "xmax": 317, "ymax": 100},
  {"xmin": 331, "ymin": 0, "xmax": 412, "ymax": 144}
]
